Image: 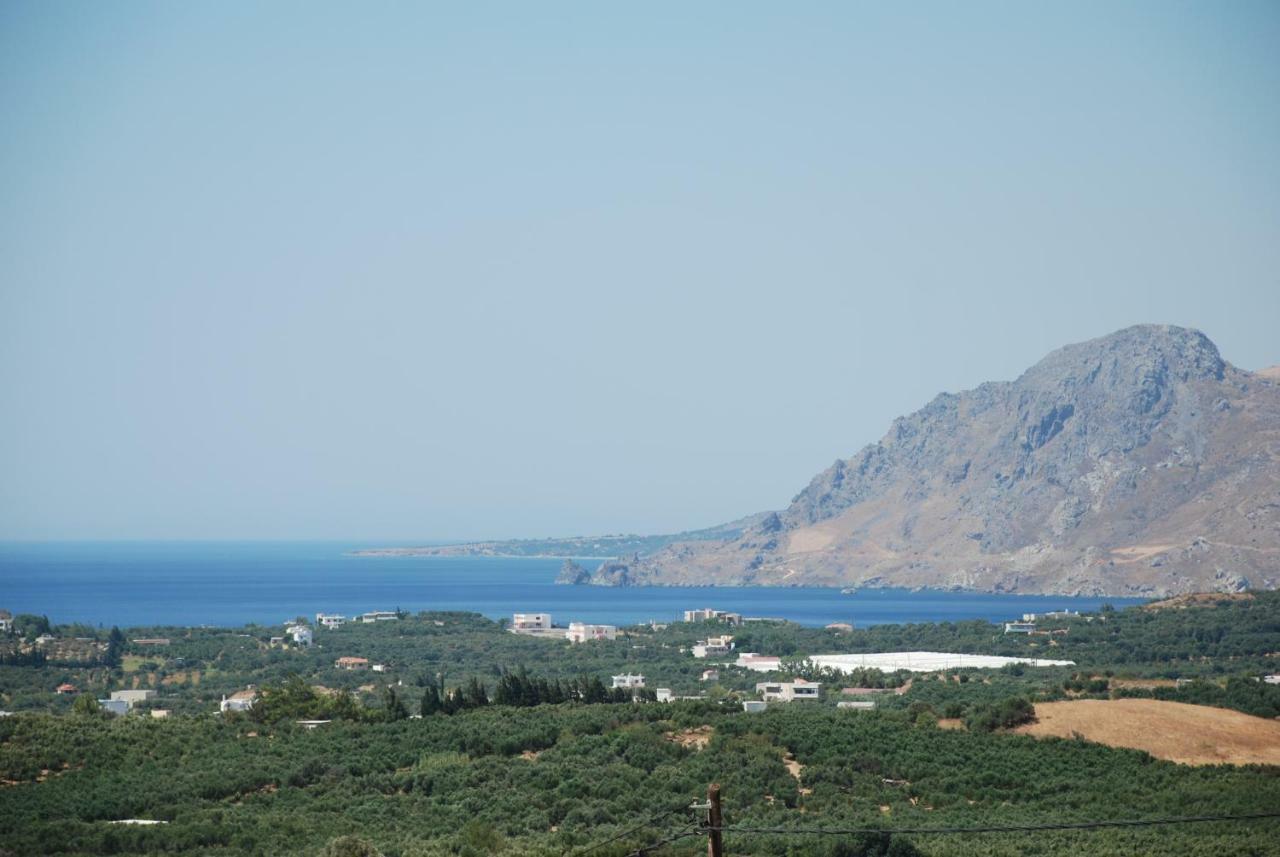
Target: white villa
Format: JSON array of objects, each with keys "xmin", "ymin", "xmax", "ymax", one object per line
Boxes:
[
  {"xmin": 316, "ymin": 613, "xmax": 346, "ymax": 629},
  {"xmin": 683, "ymin": 608, "xmax": 743, "ymax": 625},
  {"xmin": 691, "ymin": 635, "xmax": 735, "ymax": 658},
  {"xmin": 109, "ymin": 690, "xmax": 156, "ymax": 709},
  {"xmin": 756, "ymin": 678, "xmax": 822, "ymax": 702},
  {"xmin": 336, "ymin": 656, "xmax": 370, "ymax": 670},
  {"xmin": 566, "ymin": 622, "xmax": 617, "ymax": 643},
  {"xmin": 1022, "ymin": 610, "xmax": 1080, "ymax": 622},
  {"xmin": 287, "ymin": 624, "xmax": 314, "ymax": 647},
  {"xmin": 611, "ymin": 673, "xmax": 646, "ymax": 689},
  {"xmin": 220, "ymin": 689, "xmax": 258, "ymax": 713},
  {"xmin": 512, "ymin": 613, "xmax": 553, "ymax": 631},
  {"xmin": 361, "ymin": 611, "xmax": 399, "ymax": 623}
]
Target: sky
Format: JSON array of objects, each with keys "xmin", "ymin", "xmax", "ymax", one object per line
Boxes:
[{"xmin": 2, "ymin": 2, "xmax": 1278, "ymax": 542}]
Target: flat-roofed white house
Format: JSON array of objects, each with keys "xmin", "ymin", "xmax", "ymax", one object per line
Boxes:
[
  {"xmin": 692, "ymin": 635, "xmax": 735, "ymax": 658},
  {"xmin": 512, "ymin": 613, "xmax": 553, "ymax": 631},
  {"xmin": 611, "ymin": 673, "xmax": 646, "ymax": 689},
  {"xmin": 361, "ymin": 611, "xmax": 399, "ymax": 623},
  {"xmin": 286, "ymin": 624, "xmax": 314, "ymax": 647},
  {"xmin": 220, "ymin": 689, "xmax": 258, "ymax": 713},
  {"xmin": 336, "ymin": 656, "xmax": 370, "ymax": 670},
  {"xmin": 109, "ymin": 690, "xmax": 156, "ymax": 709},
  {"xmin": 316, "ymin": 613, "xmax": 346, "ymax": 629},
  {"xmin": 742, "ymin": 700, "xmax": 768, "ymax": 713},
  {"xmin": 566, "ymin": 622, "xmax": 617, "ymax": 643},
  {"xmin": 1004, "ymin": 622, "xmax": 1036, "ymax": 634},
  {"xmin": 756, "ymin": 678, "xmax": 821, "ymax": 702},
  {"xmin": 99, "ymin": 699, "xmax": 129, "ymax": 716},
  {"xmin": 0, "ymin": 609, "xmax": 11, "ymax": 632},
  {"xmin": 683, "ymin": 608, "xmax": 743, "ymax": 625}
]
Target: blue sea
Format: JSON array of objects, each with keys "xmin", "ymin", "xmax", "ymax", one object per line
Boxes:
[{"xmin": 0, "ymin": 541, "xmax": 1144, "ymax": 629}]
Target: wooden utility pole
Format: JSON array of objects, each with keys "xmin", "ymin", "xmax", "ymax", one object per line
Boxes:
[{"xmin": 707, "ymin": 783, "xmax": 724, "ymax": 857}]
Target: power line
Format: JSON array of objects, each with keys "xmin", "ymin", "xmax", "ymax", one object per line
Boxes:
[
  {"xmin": 567, "ymin": 805, "xmax": 688, "ymax": 857},
  {"xmin": 709, "ymin": 810, "xmax": 1280, "ymax": 837},
  {"xmin": 625, "ymin": 822, "xmax": 703, "ymax": 856}
]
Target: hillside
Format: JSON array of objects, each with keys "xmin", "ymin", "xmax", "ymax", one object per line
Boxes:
[
  {"xmin": 589, "ymin": 325, "xmax": 1280, "ymax": 596},
  {"xmin": 351, "ymin": 514, "xmax": 768, "ymax": 560}
]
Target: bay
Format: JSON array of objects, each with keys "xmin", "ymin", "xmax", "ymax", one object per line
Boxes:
[{"xmin": 0, "ymin": 541, "xmax": 1143, "ymax": 629}]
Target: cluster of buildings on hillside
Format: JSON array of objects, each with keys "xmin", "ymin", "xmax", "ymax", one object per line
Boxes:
[
  {"xmin": 93, "ymin": 689, "xmax": 170, "ymax": 718},
  {"xmin": 312, "ymin": 610, "xmax": 400, "ymax": 630},
  {"xmin": 509, "ymin": 605, "xmax": 776, "ymax": 645},
  {"xmin": 509, "ymin": 613, "xmax": 621, "ymax": 643},
  {"xmin": 1003, "ymin": 609, "xmax": 1084, "ymax": 634}
]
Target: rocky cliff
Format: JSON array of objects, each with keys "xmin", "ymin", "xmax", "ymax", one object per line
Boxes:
[{"xmin": 592, "ymin": 325, "xmax": 1280, "ymax": 596}]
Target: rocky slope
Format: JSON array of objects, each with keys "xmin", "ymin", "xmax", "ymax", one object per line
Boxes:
[{"xmin": 590, "ymin": 325, "xmax": 1280, "ymax": 596}]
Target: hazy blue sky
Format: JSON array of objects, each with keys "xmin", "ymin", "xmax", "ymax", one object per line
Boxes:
[{"xmin": 2, "ymin": 2, "xmax": 1278, "ymax": 541}]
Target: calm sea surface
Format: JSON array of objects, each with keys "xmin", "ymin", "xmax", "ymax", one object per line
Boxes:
[{"xmin": 0, "ymin": 542, "xmax": 1144, "ymax": 629}]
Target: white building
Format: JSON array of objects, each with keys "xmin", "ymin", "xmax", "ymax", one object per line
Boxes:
[
  {"xmin": 0, "ymin": 610, "xmax": 11, "ymax": 632},
  {"xmin": 316, "ymin": 613, "xmax": 346, "ymax": 629},
  {"xmin": 736, "ymin": 653, "xmax": 782, "ymax": 672},
  {"xmin": 566, "ymin": 622, "xmax": 617, "ymax": 643},
  {"xmin": 756, "ymin": 678, "xmax": 822, "ymax": 702},
  {"xmin": 700, "ymin": 669, "xmax": 720, "ymax": 682},
  {"xmin": 287, "ymin": 624, "xmax": 314, "ymax": 647},
  {"xmin": 837, "ymin": 700, "xmax": 876, "ymax": 711},
  {"xmin": 1022, "ymin": 610, "xmax": 1079, "ymax": 622},
  {"xmin": 361, "ymin": 611, "xmax": 399, "ymax": 623},
  {"xmin": 611, "ymin": 673, "xmax": 646, "ymax": 689},
  {"xmin": 655, "ymin": 688, "xmax": 674, "ymax": 702},
  {"xmin": 109, "ymin": 690, "xmax": 156, "ymax": 709},
  {"xmin": 742, "ymin": 700, "xmax": 768, "ymax": 713},
  {"xmin": 808, "ymin": 652, "xmax": 1075, "ymax": 673},
  {"xmin": 692, "ymin": 635, "xmax": 735, "ymax": 658},
  {"xmin": 220, "ymin": 689, "xmax": 257, "ymax": 713},
  {"xmin": 336, "ymin": 657, "xmax": 370, "ymax": 670},
  {"xmin": 512, "ymin": 613, "xmax": 553, "ymax": 631},
  {"xmin": 683, "ymin": 608, "xmax": 742, "ymax": 625},
  {"xmin": 1004, "ymin": 622, "xmax": 1037, "ymax": 634},
  {"xmin": 99, "ymin": 699, "xmax": 129, "ymax": 716}
]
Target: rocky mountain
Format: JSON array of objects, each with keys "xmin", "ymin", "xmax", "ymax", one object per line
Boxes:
[{"xmin": 588, "ymin": 325, "xmax": 1280, "ymax": 597}]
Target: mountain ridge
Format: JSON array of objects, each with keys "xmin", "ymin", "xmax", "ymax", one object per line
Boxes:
[{"xmin": 588, "ymin": 325, "xmax": 1280, "ymax": 596}]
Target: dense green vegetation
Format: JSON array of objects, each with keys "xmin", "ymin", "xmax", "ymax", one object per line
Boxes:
[
  {"xmin": 1114, "ymin": 676, "xmax": 1280, "ymax": 719},
  {"xmin": 0, "ymin": 592, "xmax": 1277, "ymax": 855},
  {"xmin": 2, "ymin": 700, "xmax": 1277, "ymax": 856}
]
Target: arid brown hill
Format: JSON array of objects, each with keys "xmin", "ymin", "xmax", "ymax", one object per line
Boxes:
[{"xmin": 591, "ymin": 325, "xmax": 1279, "ymax": 596}]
